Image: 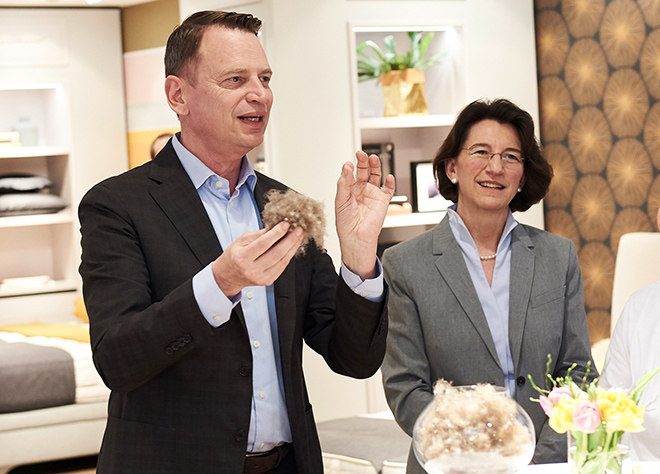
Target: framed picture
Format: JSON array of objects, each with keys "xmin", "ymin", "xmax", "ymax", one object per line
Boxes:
[
  {"xmin": 362, "ymin": 142, "xmax": 394, "ymax": 187},
  {"xmin": 410, "ymin": 161, "xmax": 453, "ymax": 213}
]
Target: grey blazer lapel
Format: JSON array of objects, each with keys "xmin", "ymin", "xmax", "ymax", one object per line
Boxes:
[
  {"xmin": 508, "ymin": 224, "xmax": 535, "ymax": 371},
  {"xmin": 432, "ymin": 217, "xmax": 501, "ymax": 368},
  {"xmin": 148, "ymin": 146, "xmax": 222, "ymax": 266}
]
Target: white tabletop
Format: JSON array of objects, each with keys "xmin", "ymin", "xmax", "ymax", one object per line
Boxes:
[{"xmin": 522, "ymin": 462, "xmax": 660, "ymax": 473}]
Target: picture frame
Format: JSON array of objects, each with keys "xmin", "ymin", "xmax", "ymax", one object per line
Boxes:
[
  {"xmin": 410, "ymin": 161, "xmax": 453, "ymax": 213},
  {"xmin": 362, "ymin": 142, "xmax": 394, "ymax": 187}
]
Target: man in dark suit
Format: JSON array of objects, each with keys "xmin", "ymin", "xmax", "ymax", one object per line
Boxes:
[{"xmin": 78, "ymin": 11, "xmax": 395, "ymax": 474}]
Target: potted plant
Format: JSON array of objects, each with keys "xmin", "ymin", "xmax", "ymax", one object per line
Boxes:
[{"xmin": 357, "ymin": 31, "xmax": 444, "ymax": 117}]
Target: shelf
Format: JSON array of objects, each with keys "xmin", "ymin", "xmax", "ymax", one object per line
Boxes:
[
  {"xmin": 0, "ymin": 279, "xmax": 78, "ymax": 298},
  {"xmin": 359, "ymin": 114, "xmax": 455, "ymax": 130},
  {"xmin": 0, "ymin": 209, "xmax": 74, "ymax": 228},
  {"xmin": 0, "ymin": 83, "xmax": 64, "ymax": 92},
  {"xmin": 383, "ymin": 211, "xmax": 445, "ymax": 228},
  {"xmin": 0, "ymin": 146, "xmax": 69, "ymax": 159}
]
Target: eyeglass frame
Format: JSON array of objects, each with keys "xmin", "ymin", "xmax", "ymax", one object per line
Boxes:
[{"xmin": 460, "ymin": 145, "xmax": 525, "ymax": 167}]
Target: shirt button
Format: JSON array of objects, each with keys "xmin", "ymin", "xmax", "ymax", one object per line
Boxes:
[
  {"xmin": 259, "ymin": 443, "xmax": 265, "ymax": 450},
  {"xmin": 213, "ymin": 315, "xmax": 222, "ymax": 322},
  {"xmin": 229, "ymin": 201, "xmax": 234, "ymax": 207},
  {"xmin": 259, "ymin": 391, "xmax": 266, "ymax": 399},
  {"xmin": 246, "ymin": 291, "xmax": 253, "ymax": 299},
  {"xmin": 215, "ymin": 181, "xmax": 223, "ymax": 188},
  {"xmin": 360, "ymin": 291, "xmax": 367, "ymax": 298},
  {"xmin": 253, "ymin": 340, "xmax": 260, "ymax": 348}
]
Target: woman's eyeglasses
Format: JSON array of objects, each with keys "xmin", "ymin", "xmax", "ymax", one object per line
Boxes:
[{"xmin": 461, "ymin": 145, "xmax": 525, "ymax": 168}]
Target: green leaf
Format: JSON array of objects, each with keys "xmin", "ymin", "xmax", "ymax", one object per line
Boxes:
[
  {"xmin": 418, "ymin": 32, "xmax": 435, "ymax": 59},
  {"xmin": 383, "ymin": 35, "xmax": 397, "ymax": 56},
  {"xmin": 408, "ymin": 31, "xmax": 423, "ymax": 65},
  {"xmin": 358, "ymin": 40, "xmax": 388, "ymax": 64},
  {"xmin": 631, "ymin": 365, "xmax": 660, "ymax": 403},
  {"xmin": 355, "ymin": 31, "xmax": 443, "ymax": 81}
]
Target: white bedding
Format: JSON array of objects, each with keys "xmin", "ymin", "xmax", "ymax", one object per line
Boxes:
[{"xmin": 0, "ymin": 330, "xmax": 109, "ymax": 404}]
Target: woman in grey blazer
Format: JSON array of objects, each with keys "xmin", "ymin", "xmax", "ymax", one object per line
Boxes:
[{"xmin": 382, "ymin": 99, "xmax": 596, "ymax": 472}]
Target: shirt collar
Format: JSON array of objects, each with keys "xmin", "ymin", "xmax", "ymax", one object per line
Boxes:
[
  {"xmin": 172, "ymin": 132, "xmax": 256, "ymax": 192},
  {"xmin": 447, "ymin": 204, "xmax": 518, "ymax": 251}
]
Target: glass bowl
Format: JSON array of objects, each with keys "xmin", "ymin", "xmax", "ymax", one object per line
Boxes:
[{"xmin": 412, "ymin": 383, "xmax": 536, "ymax": 474}]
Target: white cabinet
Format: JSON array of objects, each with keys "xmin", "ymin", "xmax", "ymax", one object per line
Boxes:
[
  {"xmin": 0, "ymin": 8, "xmax": 127, "ymax": 322},
  {"xmin": 0, "ymin": 84, "xmax": 77, "ymax": 297}
]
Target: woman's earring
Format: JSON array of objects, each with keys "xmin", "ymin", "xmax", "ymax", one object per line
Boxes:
[
  {"xmin": 517, "ymin": 187, "xmax": 522, "ymax": 193},
  {"xmin": 451, "ymin": 178, "xmax": 457, "ymax": 184}
]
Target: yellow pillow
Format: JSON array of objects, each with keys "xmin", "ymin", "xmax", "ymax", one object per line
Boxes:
[
  {"xmin": 0, "ymin": 322, "xmax": 90, "ymax": 343},
  {"xmin": 73, "ymin": 295, "xmax": 89, "ymax": 323}
]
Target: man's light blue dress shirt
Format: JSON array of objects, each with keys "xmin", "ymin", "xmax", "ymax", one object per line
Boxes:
[
  {"xmin": 447, "ymin": 204, "xmax": 518, "ymax": 396},
  {"xmin": 171, "ymin": 133, "xmax": 383, "ymax": 452}
]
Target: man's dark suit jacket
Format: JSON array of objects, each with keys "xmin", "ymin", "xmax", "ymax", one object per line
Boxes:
[{"xmin": 78, "ymin": 143, "xmax": 388, "ymax": 474}]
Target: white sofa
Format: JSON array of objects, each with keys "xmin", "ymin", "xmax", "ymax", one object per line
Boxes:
[{"xmin": 0, "ymin": 399, "xmax": 107, "ymax": 474}]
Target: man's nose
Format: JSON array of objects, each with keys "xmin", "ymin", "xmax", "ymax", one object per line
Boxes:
[{"xmin": 246, "ymin": 77, "xmax": 268, "ymax": 100}]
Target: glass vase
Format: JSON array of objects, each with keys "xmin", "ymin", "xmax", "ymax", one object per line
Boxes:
[
  {"xmin": 412, "ymin": 384, "xmax": 536, "ymax": 474},
  {"xmin": 567, "ymin": 431, "xmax": 629, "ymax": 474}
]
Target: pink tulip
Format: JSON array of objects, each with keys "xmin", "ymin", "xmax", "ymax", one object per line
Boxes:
[
  {"xmin": 539, "ymin": 395, "xmax": 554, "ymax": 417},
  {"xmin": 573, "ymin": 400, "xmax": 601, "ymax": 433},
  {"xmin": 548, "ymin": 386, "xmax": 573, "ymax": 405}
]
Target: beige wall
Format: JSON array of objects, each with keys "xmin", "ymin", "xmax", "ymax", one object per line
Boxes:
[{"xmin": 121, "ymin": 0, "xmax": 179, "ymax": 53}]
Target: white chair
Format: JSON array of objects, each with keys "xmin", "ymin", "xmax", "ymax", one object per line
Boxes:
[{"xmin": 591, "ymin": 232, "xmax": 660, "ymax": 372}]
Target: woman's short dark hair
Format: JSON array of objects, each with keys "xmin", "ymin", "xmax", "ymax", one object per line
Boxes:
[
  {"xmin": 165, "ymin": 11, "xmax": 262, "ymax": 81},
  {"xmin": 432, "ymin": 98, "xmax": 553, "ymax": 212}
]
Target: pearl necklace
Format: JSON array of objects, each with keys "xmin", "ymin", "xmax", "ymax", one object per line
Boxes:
[{"xmin": 480, "ymin": 254, "xmax": 497, "ymax": 261}]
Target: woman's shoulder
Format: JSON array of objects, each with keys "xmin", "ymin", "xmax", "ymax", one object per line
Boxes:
[
  {"xmin": 516, "ymin": 223, "xmax": 576, "ymax": 250},
  {"xmin": 382, "ymin": 225, "xmax": 437, "ymax": 260}
]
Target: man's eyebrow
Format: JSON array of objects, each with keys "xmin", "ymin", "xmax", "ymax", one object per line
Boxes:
[{"xmin": 222, "ymin": 68, "xmax": 273, "ymax": 76}]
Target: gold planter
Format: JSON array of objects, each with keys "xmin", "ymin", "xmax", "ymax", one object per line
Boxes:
[{"xmin": 380, "ymin": 68, "xmax": 430, "ymax": 117}]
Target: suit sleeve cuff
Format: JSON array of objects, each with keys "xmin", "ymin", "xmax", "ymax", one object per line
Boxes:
[
  {"xmin": 193, "ymin": 263, "xmax": 239, "ymax": 327},
  {"xmin": 340, "ymin": 258, "xmax": 384, "ymax": 302}
]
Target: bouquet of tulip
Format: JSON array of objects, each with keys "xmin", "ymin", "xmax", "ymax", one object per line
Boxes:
[{"xmin": 529, "ymin": 356, "xmax": 660, "ymax": 474}]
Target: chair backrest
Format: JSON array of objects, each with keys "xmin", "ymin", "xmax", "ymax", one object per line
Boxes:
[{"xmin": 610, "ymin": 232, "xmax": 660, "ymax": 335}]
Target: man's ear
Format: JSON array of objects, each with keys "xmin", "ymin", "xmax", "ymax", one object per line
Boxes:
[{"xmin": 165, "ymin": 75, "xmax": 189, "ymax": 117}]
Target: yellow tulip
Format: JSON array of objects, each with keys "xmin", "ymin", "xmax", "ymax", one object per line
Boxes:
[
  {"xmin": 549, "ymin": 395, "xmax": 578, "ymax": 433},
  {"xmin": 597, "ymin": 388, "xmax": 646, "ymax": 433}
]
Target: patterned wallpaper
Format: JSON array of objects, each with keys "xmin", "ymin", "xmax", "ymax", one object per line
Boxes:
[{"xmin": 534, "ymin": 0, "xmax": 660, "ymax": 344}]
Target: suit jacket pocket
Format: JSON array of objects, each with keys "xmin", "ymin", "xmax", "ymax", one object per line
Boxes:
[{"xmin": 531, "ymin": 286, "xmax": 566, "ymax": 309}]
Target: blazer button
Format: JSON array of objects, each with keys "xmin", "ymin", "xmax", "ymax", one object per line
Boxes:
[
  {"xmin": 177, "ymin": 336, "xmax": 187, "ymax": 345},
  {"xmin": 234, "ymin": 430, "xmax": 246, "ymax": 442},
  {"xmin": 238, "ymin": 364, "xmax": 251, "ymax": 377},
  {"xmin": 183, "ymin": 334, "xmax": 192, "ymax": 343},
  {"xmin": 516, "ymin": 376, "xmax": 526, "ymax": 387}
]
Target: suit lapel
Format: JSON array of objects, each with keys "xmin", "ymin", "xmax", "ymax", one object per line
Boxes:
[
  {"xmin": 148, "ymin": 147, "xmax": 222, "ymax": 267},
  {"xmin": 432, "ymin": 218, "xmax": 501, "ymax": 368},
  {"xmin": 508, "ymin": 225, "xmax": 535, "ymax": 371},
  {"xmin": 254, "ymin": 176, "xmax": 297, "ymax": 366}
]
